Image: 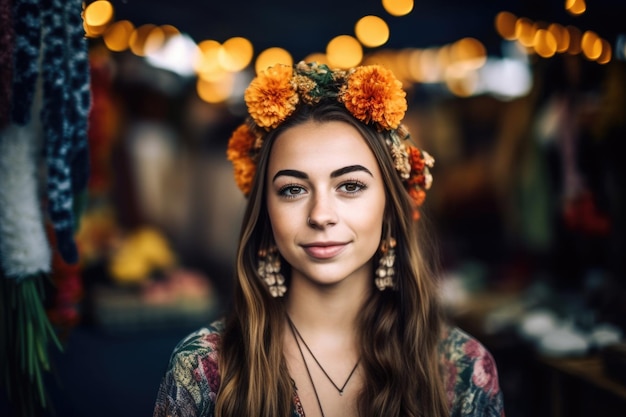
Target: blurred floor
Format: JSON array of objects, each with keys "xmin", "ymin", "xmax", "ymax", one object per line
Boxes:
[{"xmin": 2, "ymin": 324, "xmax": 199, "ymax": 417}]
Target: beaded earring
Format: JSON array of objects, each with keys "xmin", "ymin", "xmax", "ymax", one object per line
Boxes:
[
  {"xmin": 375, "ymin": 236, "xmax": 396, "ymax": 291},
  {"xmin": 257, "ymin": 246, "xmax": 286, "ymax": 297}
]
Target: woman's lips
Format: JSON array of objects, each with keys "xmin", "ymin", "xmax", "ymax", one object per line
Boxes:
[{"xmin": 302, "ymin": 243, "xmax": 347, "ymax": 259}]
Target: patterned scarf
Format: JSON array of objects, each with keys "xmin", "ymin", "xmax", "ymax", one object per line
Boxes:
[
  {"xmin": 9, "ymin": 0, "xmax": 91, "ymax": 265},
  {"xmin": 0, "ymin": 0, "xmax": 13, "ymax": 128}
]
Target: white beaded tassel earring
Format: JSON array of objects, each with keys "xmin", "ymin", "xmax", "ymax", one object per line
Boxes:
[
  {"xmin": 375, "ymin": 237, "xmax": 396, "ymax": 291},
  {"xmin": 258, "ymin": 246, "xmax": 287, "ymax": 297}
]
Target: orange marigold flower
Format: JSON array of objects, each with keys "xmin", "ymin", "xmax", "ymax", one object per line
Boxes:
[
  {"xmin": 226, "ymin": 124, "xmax": 257, "ymax": 195},
  {"xmin": 408, "ymin": 174, "xmax": 426, "ymax": 187},
  {"xmin": 244, "ymin": 65, "xmax": 299, "ymax": 130},
  {"xmin": 409, "ymin": 187, "xmax": 426, "ymax": 207},
  {"xmin": 407, "ymin": 146, "xmax": 425, "ymax": 172},
  {"xmin": 341, "ymin": 65, "xmax": 407, "ymax": 130}
]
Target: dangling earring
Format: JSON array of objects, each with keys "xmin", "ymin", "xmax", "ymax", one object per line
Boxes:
[
  {"xmin": 258, "ymin": 246, "xmax": 286, "ymax": 297},
  {"xmin": 375, "ymin": 236, "xmax": 396, "ymax": 291}
]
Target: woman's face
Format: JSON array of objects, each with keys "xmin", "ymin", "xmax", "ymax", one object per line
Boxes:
[{"xmin": 266, "ymin": 119, "xmax": 386, "ymax": 291}]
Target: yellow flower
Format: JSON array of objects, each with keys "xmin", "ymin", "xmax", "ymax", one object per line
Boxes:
[
  {"xmin": 244, "ymin": 65, "xmax": 299, "ymax": 129},
  {"xmin": 109, "ymin": 227, "xmax": 176, "ymax": 284},
  {"xmin": 293, "ymin": 74, "xmax": 319, "ymax": 104},
  {"xmin": 226, "ymin": 124, "xmax": 257, "ymax": 195},
  {"xmin": 341, "ymin": 65, "xmax": 407, "ymax": 130}
]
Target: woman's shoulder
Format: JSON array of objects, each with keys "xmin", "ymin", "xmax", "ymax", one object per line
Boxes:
[
  {"xmin": 168, "ymin": 319, "xmax": 225, "ymax": 366},
  {"xmin": 438, "ymin": 325, "xmax": 494, "ymax": 369},
  {"xmin": 438, "ymin": 325, "xmax": 505, "ymax": 417},
  {"xmin": 153, "ymin": 319, "xmax": 225, "ymax": 417}
]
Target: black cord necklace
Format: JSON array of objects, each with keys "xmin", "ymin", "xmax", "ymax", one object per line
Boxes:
[
  {"xmin": 288, "ymin": 318, "xmax": 326, "ymax": 417},
  {"xmin": 287, "ymin": 316, "xmax": 360, "ymax": 396}
]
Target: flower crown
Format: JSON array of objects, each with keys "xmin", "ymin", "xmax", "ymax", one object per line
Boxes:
[{"xmin": 226, "ymin": 61, "xmax": 434, "ymax": 220}]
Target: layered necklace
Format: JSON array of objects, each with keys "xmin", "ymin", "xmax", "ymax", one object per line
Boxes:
[{"xmin": 287, "ymin": 316, "xmax": 361, "ymax": 417}]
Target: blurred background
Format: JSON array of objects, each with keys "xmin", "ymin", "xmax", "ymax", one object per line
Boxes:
[{"xmin": 3, "ymin": 0, "xmax": 626, "ymax": 416}]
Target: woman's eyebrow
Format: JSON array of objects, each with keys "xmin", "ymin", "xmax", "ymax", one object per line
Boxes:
[
  {"xmin": 272, "ymin": 169, "xmax": 308, "ymax": 182},
  {"xmin": 331, "ymin": 165, "xmax": 373, "ymax": 178},
  {"xmin": 272, "ymin": 165, "xmax": 373, "ymax": 182}
]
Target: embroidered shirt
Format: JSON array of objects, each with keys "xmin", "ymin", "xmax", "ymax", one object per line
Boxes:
[{"xmin": 153, "ymin": 320, "xmax": 505, "ymax": 417}]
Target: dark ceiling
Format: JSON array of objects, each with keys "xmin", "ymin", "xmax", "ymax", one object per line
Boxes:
[{"xmin": 110, "ymin": 0, "xmax": 626, "ymax": 59}]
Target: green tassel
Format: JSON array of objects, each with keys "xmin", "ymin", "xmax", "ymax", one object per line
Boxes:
[{"xmin": 1, "ymin": 273, "xmax": 63, "ymax": 417}]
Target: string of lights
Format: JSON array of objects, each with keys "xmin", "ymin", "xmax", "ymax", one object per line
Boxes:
[{"xmin": 81, "ymin": 0, "xmax": 622, "ymax": 103}]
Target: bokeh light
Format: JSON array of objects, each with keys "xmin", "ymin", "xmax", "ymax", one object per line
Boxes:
[
  {"xmin": 143, "ymin": 26, "xmax": 166, "ymax": 56},
  {"xmin": 534, "ymin": 29, "xmax": 558, "ymax": 58},
  {"xmin": 548, "ymin": 23, "xmax": 570, "ymax": 53},
  {"xmin": 326, "ymin": 35, "xmax": 363, "ymax": 69},
  {"xmin": 495, "ymin": 11, "xmax": 517, "ymax": 41},
  {"xmin": 196, "ymin": 72, "xmax": 236, "ymax": 103},
  {"xmin": 566, "ymin": 0, "xmax": 586, "ymax": 16},
  {"xmin": 255, "ymin": 47, "xmax": 293, "ymax": 74},
  {"xmin": 450, "ymin": 37, "xmax": 486, "ymax": 70},
  {"xmin": 355, "ymin": 15, "xmax": 389, "ymax": 48},
  {"xmin": 197, "ymin": 43, "xmax": 231, "ymax": 82},
  {"xmin": 597, "ymin": 39, "xmax": 612, "ymax": 64},
  {"xmin": 515, "ymin": 17, "xmax": 536, "ymax": 48},
  {"xmin": 382, "ymin": 0, "xmax": 414, "ymax": 17},
  {"xmin": 581, "ymin": 30, "xmax": 602, "ymax": 60},
  {"xmin": 129, "ymin": 24, "xmax": 157, "ymax": 56},
  {"xmin": 218, "ymin": 37, "xmax": 254, "ymax": 72},
  {"xmin": 84, "ymin": 0, "xmax": 114, "ymax": 27},
  {"xmin": 102, "ymin": 20, "xmax": 134, "ymax": 52}
]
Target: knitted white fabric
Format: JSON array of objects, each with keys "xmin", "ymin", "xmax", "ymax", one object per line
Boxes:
[{"xmin": 0, "ymin": 122, "xmax": 51, "ymax": 279}]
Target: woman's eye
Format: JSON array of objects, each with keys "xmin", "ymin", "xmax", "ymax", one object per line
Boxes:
[
  {"xmin": 338, "ymin": 181, "xmax": 366, "ymax": 194},
  {"xmin": 279, "ymin": 185, "xmax": 305, "ymax": 197}
]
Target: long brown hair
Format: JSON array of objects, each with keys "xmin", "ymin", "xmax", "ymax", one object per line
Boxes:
[{"xmin": 216, "ymin": 102, "xmax": 448, "ymax": 417}]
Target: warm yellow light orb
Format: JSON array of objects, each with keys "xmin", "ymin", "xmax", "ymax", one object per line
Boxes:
[
  {"xmin": 160, "ymin": 25, "xmax": 180, "ymax": 39},
  {"xmin": 326, "ymin": 35, "xmax": 363, "ymax": 69},
  {"xmin": 103, "ymin": 20, "xmax": 134, "ymax": 52},
  {"xmin": 84, "ymin": 0, "xmax": 114, "ymax": 27},
  {"xmin": 596, "ymin": 39, "xmax": 612, "ymax": 64},
  {"xmin": 195, "ymin": 40, "xmax": 223, "ymax": 79},
  {"xmin": 143, "ymin": 26, "xmax": 165, "ymax": 55},
  {"xmin": 515, "ymin": 18, "xmax": 536, "ymax": 48},
  {"xmin": 533, "ymin": 29, "xmax": 557, "ymax": 58},
  {"xmin": 494, "ymin": 11, "xmax": 517, "ymax": 40},
  {"xmin": 129, "ymin": 24, "xmax": 157, "ymax": 56},
  {"xmin": 450, "ymin": 37, "xmax": 486, "ymax": 69},
  {"xmin": 197, "ymin": 73, "xmax": 236, "ymax": 104},
  {"xmin": 355, "ymin": 15, "xmax": 389, "ymax": 48},
  {"xmin": 255, "ymin": 48, "xmax": 293, "ymax": 74},
  {"xmin": 581, "ymin": 30, "xmax": 602, "ymax": 60},
  {"xmin": 382, "ymin": 0, "xmax": 414, "ymax": 17},
  {"xmin": 548, "ymin": 23, "xmax": 570, "ymax": 53},
  {"xmin": 566, "ymin": 0, "xmax": 586, "ymax": 16},
  {"xmin": 218, "ymin": 37, "xmax": 254, "ymax": 72},
  {"xmin": 418, "ymin": 48, "xmax": 443, "ymax": 83}
]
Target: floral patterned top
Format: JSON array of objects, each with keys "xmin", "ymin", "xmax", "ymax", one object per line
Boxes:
[{"xmin": 153, "ymin": 320, "xmax": 505, "ymax": 417}]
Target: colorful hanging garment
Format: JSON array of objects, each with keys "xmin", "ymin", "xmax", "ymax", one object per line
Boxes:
[{"xmin": 0, "ymin": 0, "xmax": 91, "ymax": 415}]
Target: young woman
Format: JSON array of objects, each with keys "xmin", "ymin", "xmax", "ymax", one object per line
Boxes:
[{"xmin": 153, "ymin": 62, "xmax": 505, "ymax": 417}]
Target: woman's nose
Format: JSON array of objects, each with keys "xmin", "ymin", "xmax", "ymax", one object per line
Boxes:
[{"xmin": 307, "ymin": 194, "xmax": 338, "ymax": 228}]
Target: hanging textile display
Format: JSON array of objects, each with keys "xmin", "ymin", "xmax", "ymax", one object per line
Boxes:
[{"xmin": 0, "ymin": 0, "xmax": 91, "ymax": 415}]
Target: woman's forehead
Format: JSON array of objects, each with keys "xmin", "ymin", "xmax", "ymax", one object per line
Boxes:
[{"xmin": 268, "ymin": 120, "xmax": 378, "ymax": 173}]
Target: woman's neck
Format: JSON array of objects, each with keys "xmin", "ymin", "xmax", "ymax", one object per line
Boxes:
[{"xmin": 284, "ymin": 277, "xmax": 371, "ymax": 334}]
